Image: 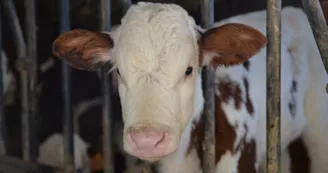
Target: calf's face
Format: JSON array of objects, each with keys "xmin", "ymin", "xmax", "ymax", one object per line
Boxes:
[{"xmin": 52, "ymin": 2, "xmax": 266, "ymax": 162}]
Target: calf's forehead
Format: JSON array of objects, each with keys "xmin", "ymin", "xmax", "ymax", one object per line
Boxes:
[{"xmin": 113, "ymin": 3, "xmax": 200, "ymax": 77}]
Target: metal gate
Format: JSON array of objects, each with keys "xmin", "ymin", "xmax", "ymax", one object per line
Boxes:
[{"xmin": 0, "ymin": 0, "xmax": 327, "ymax": 173}]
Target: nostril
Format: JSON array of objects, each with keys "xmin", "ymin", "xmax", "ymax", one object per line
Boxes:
[{"xmin": 154, "ymin": 132, "xmax": 168, "ymax": 148}]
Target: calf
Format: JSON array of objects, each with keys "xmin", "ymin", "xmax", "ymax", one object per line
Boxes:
[
  {"xmin": 52, "ymin": 2, "xmax": 328, "ymax": 173},
  {"xmin": 37, "ymin": 133, "xmax": 90, "ymax": 172}
]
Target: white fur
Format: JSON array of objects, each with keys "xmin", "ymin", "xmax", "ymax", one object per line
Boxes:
[
  {"xmin": 37, "ymin": 133, "xmax": 90, "ymax": 172},
  {"xmin": 215, "ymin": 150, "xmax": 241, "ymax": 173}
]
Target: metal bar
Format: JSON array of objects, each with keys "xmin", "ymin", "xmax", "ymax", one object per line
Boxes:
[
  {"xmin": 2, "ymin": 0, "xmax": 27, "ymax": 58},
  {"xmin": 59, "ymin": 0, "xmax": 75, "ymax": 172},
  {"xmin": 301, "ymin": 0, "xmax": 328, "ymax": 72},
  {"xmin": 24, "ymin": 0, "xmax": 38, "ymax": 162},
  {"xmin": 0, "ymin": 3, "xmax": 6, "ymax": 155},
  {"xmin": 2, "ymin": 0, "xmax": 30, "ymax": 161},
  {"xmin": 200, "ymin": 0, "xmax": 215, "ymax": 173},
  {"xmin": 266, "ymin": 0, "xmax": 282, "ymax": 172},
  {"xmin": 100, "ymin": 0, "xmax": 114, "ymax": 173}
]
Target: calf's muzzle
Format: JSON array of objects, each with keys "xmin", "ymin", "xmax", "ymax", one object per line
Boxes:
[{"xmin": 126, "ymin": 125, "xmax": 171, "ymax": 160}]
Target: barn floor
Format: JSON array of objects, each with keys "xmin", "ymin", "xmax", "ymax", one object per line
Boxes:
[{"xmin": 0, "ymin": 156, "xmax": 60, "ymax": 173}]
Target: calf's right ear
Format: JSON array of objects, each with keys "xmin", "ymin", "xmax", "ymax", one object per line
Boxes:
[
  {"xmin": 199, "ymin": 23, "xmax": 267, "ymax": 68},
  {"xmin": 52, "ymin": 29, "xmax": 114, "ymax": 71}
]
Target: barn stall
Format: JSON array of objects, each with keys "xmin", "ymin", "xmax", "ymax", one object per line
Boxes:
[{"xmin": 0, "ymin": 0, "xmax": 327, "ymax": 173}]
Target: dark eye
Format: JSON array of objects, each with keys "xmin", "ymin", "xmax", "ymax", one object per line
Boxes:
[
  {"xmin": 185, "ymin": 67, "xmax": 193, "ymax": 76},
  {"xmin": 116, "ymin": 69, "xmax": 120, "ymax": 75}
]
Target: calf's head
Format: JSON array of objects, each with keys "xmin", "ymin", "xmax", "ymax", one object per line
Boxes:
[{"xmin": 52, "ymin": 2, "xmax": 266, "ymax": 162}]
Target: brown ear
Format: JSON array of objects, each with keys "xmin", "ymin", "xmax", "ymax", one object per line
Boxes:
[
  {"xmin": 52, "ymin": 29, "xmax": 114, "ymax": 71},
  {"xmin": 321, "ymin": 1, "xmax": 328, "ymax": 22},
  {"xmin": 199, "ymin": 23, "xmax": 267, "ymax": 67}
]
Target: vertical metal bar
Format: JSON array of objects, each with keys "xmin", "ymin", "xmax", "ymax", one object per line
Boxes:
[
  {"xmin": 60, "ymin": 0, "xmax": 75, "ymax": 172},
  {"xmin": 24, "ymin": 0, "xmax": 38, "ymax": 162},
  {"xmin": 100, "ymin": 0, "xmax": 114, "ymax": 173},
  {"xmin": 301, "ymin": 0, "xmax": 328, "ymax": 72},
  {"xmin": 2, "ymin": 0, "xmax": 30, "ymax": 161},
  {"xmin": 200, "ymin": 0, "xmax": 215, "ymax": 173},
  {"xmin": 266, "ymin": 0, "xmax": 282, "ymax": 172},
  {"xmin": 0, "ymin": 2, "xmax": 6, "ymax": 155}
]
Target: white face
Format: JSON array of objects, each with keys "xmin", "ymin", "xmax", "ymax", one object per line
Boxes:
[{"xmin": 112, "ymin": 3, "xmax": 201, "ymax": 160}]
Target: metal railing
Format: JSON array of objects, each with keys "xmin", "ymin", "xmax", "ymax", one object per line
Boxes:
[
  {"xmin": 100, "ymin": 0, "xmax": 114, "ymax": 172},
  {"xmin": 266, "ymin": 0, "xmax": 282, "ymax": 172},
  {"xmin": 2, "ymin": 0, "xmax": 37, "ymax": 162},
  {"xmin": 0, "ymin": 0, "xmax": 327, "ymax": 173},
  {"xmin": 24, "ymin": 0, "xmax": 38, "ymax": 163},
  {"xmin": 59, "ymin": 0, "xmax": 75, "ymax": 172},
  {"xmin": 0, "ymin": 0, "xmax": 5, "ymax": 156},
  {"xmin": 200, "ymin": 0, "xmax": 216, "ymax": 173},
  {"xmin": 302, "ymin": 0, "xmax": 328, "ymax": 72}
]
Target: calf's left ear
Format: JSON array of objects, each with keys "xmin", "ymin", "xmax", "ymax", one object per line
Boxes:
[
  {"xmin": 199, "ymin": 23, "xmax": 267, "ymax": 67},
  {"xmin": 52, "ymin": 29, "xmax": 114, "ymax": 71}
]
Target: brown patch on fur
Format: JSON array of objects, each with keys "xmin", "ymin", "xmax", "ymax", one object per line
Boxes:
[
  {"xmin": 243, "ymin": 78, "xmax": 254, "ymax": 115},
  {"xmin": 215, "ymin": 78, "xmax": 244, "ymax": 162},
  {"xmin": 218, "ymin": 79, "xmax": 243, "ymax": 109},
  {"xmin": 52, "ymin": 29, "xmax": 114, "ymax": 71},
  {"xmin": 236, "ymin": 124, "xmax": 257, "ymax": 173},
  {"xmin": 187, "ymin": 79, "xmax": 243, "ymax": 166},
  {"xmin": 199, "ymin": 23, "xmax": 267, "ymax": 67},
  {"xmin": 215, "ymin": 96, "xmax": 236, "ymax": 163},
  {"xmin": 186, "ymin": 113, "xmax": 205, "ymax": 169},
  {"xmin": 289, "ymin": 137, "xmax": 310, "ymax": 173},
  {"xmin": 238, "ymin": 140, "xmax": 257, "ymax": 173},
  {"xmin": 187, "ymin": 78, "xmax": 256, "ymax": 171},
  {"xmin": 215, "ymin": 79, "xmax": 257, "ymax": 171}
]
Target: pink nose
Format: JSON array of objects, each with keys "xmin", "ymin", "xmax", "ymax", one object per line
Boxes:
[
  {"xmin": 127, "ymin": 127, "xmax": 170, "ymax": 159},
  {"xmin": 129, "ymin": 127, "xmax": 166, "ymax": 149}
]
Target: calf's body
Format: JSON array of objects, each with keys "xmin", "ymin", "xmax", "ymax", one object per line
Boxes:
[{"xmin": 52, "ymin": 2, "xmax": 328, "ymax": 173}]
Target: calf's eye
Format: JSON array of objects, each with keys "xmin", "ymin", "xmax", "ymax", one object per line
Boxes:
[
  {"xmin": 185, "ymin": 67, "xmax": 193, "ymax": 76},
  {"xmin": 117, "ymin": 69, "xmax": 120, "ymax": 75}
]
